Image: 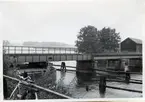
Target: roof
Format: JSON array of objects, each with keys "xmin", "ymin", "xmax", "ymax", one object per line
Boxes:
[{"xmin": 128, "ymin": 37, "xmax": 142, "ymax": 44}]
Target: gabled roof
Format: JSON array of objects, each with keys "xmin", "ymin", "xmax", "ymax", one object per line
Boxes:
[
  {"xmin": 122, "ymin": 37, "xmax": 142, "ymax": 44},
  {"xmin": 128, "ymin": 37, "xmax": 142, "ymax": 44}
]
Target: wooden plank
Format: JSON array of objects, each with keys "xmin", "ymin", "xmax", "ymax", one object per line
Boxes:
[{"xmin": 3, "ymin": 75, "xmax": 72, "ymax": 99}]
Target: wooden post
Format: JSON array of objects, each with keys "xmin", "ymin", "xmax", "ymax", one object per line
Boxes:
[
  {"xmin": 39, "ymin": 55, "xmax": 40, "ymax": 62},
  {"xmin": 42, "ymin": 48, "xmax": 43, "ymax": 54},
  {"xmin": 48, "ymin": 48, "xmax": 49, "ymax": 53},
  {"xmin": 70, "ymin": 48, "xmax": 71, "ymax": 54},
  {"xmin": 99, "ymin": 75, "xmax": 106, "ymax": 98},
  {"xmin": 17, "ymin": 56, "xmax": 19, "ymax": 63},
  {"xmin": 54, "ymin": 48, "xmax": 55, "ymax": 53},
  {"xmin": 125, "ymin": 71, "xmax": 130, "ymax": 84},
  {"xmin": 66, "ymin": 55, "xmax": 67, "ymax": 61},
  {"xmin": 58, "ymin": 48, "xmax": 61, "ymax": 53},
  {"xmin": 60, "ymin": 55, "xmax": 61, "ymax": 61},
  {"xmin": 28, "ymin": 47, "xmax": 30, "ymax": 54},
  {"xmin": 14, "ymin": 46, "xmax": 16, "ymax": 54},
  {"xmin": 127, "ymin": 59, "xmax": 130, "ymax": 66},
  {"xmin": 46, "ymin": 56, "xmax": 47, "ymax": 62},
  {"xmin": 35, "ymin": 47, "xmax": 37, "ymax": 54},
  {"xmin": 21, "ymin": 47, "xmax": 23, "ymax": 54},
  {"xmin": 25, "ymin": 56, "xmax": 26, "ymax": 62},
  {"xmin": 106, "ymin": 60, "xmax": 108, "ymax": 68},
  {"xmin": 32, "ymin": 56, "xmax": 33, "ymax": 62},
  {"xmin": 72, "ymin": 55, "xmax": 73, "ymax": 60},
  {"xmin": 8, "ymin": 46, "xmax": 10, "ymax": 54},
  {"xmin": 65, "ymin": 48, "xmax": 66, "ymax": 54}
]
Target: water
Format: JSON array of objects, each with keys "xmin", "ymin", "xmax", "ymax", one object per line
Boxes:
[
  {"xmin": 51, "ymin": 61, "xmax": 77, "ymax": 85},
  {"xmin": 50, "ymin": 61, "xmax": 142, "ymax": 98},
  {"xmin": 9, "ymin": 59, "xmax": 142, "ymax": 98}
]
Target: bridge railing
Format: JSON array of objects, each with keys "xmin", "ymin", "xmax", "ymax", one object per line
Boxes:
[{"xmin": 3, "ymin": 46, "xmax": 78, "ymax": 54}]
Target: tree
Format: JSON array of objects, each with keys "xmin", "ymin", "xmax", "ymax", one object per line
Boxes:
[
  {"xmin": 3, "ymin": 40, "xmax": 10, "ymax": 54},
  {"xmin": 75, "ymin": 26, "xmax": 121, "ymax": 53},
  {"xmin": 98, "ymin": 27, "xmax": 121, "ymax": 52},
  {"xmin": 75, "ymin": 25, "xmax": 100, "ymax": 53},
  {"xmin": 3, "ymin": 40, "xmax": 10, "ymax": 46}
]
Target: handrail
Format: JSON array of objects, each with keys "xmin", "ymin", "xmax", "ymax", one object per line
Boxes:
[
  {"xmin": 3, "ymin": 75, "xmax": 72, "ymax": 99},
  {"xmin": 3, "ymin": 45, "xmax": 77, "ymax": 49},
  {"xmin": 3, "ymin": 46, "xmax": 78, "ymax": 54},
  {"xmin": 3, "ymin": 46, "xmax": 142, "ymax": 55}
]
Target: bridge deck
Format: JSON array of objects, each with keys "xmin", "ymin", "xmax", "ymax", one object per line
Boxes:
[{"xmin": 3, "ymin": 46, "xmax": 142, "ymax": 62}]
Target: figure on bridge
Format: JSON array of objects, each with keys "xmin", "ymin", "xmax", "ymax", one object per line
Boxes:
[
  {"xmin": 61, "ymin": 62, "xmax": 66, "ymax": 72},
  {"xmin": 124, "ymin": 62, "xmax": 130, "ymax": 84}
]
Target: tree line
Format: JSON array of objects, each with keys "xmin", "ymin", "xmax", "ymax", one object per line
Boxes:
[{"xmin": 75, "ymin": 25, "xmax": 121, "ymax": 54}]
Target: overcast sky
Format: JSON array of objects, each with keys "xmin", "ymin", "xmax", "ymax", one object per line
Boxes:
[{"xmin": 0, "ymin": 0, "xmax": 144, "ymax": 45}]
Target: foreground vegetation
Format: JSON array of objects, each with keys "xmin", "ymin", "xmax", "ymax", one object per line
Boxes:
[{"xmin": 3, "ymin": 55, "xmax": 71, "ymax": 99}]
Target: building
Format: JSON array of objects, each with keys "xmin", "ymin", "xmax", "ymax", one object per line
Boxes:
[
  {"xmin": 120, "ymin": 37, "xmax": 142, "ymax": 72},
  {"xmin": 121, "ymin": 37, "xmax": 142, "ymax": 53}
]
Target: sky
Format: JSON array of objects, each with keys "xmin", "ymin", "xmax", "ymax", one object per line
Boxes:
[{"xmin": 0, "ymin": 0, "xmax": 145, "ymax": 45}]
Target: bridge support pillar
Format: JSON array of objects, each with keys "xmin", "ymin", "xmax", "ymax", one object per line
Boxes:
[{"xmin": 76, "ymin": 60, "xmax": 94, "ymax": 84}]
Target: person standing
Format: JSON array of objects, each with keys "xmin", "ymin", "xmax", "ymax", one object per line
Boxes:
[
  {"xmin": 124, "ymin": 62, "xmax": 129, "ymax": 72},
  {"xmin": 61, "ymin": 62, "xmax": 66, "ymax": 72},
  {"xmin": 124, "ymin": 62, "xmax": 130, "ymax": 84}
]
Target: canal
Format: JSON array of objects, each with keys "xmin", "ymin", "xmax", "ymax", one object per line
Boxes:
[
  {"xmin": 5, "ymin": 60, "xmax": 142, "ymax": 99},
  {"xmin": 50, "ymin": 61, "xmax": 142, "ymax": 98}
]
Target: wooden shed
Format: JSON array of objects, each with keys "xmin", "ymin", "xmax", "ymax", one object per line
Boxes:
[
  {"xmin": 120, "ymin": 37, "xmax": 142, "ymax": 72},
  {"xmin": 121, "ymin": 37, "xmax": 142, "ymax": 53}
]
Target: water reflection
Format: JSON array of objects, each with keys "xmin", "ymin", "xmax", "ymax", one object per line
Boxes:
[{"xmin": 60, "ymin": 71, "xmax": 66, "ymax": 78}]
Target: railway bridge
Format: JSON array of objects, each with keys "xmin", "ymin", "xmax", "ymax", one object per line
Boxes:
[
  {"xmin": 3, "ymin": 46, "xmax": 142, "ymax": 99},
  {"xmin": 3, "ymin": 46, "xmax": 142, "ymax": 72},
  {"xmin": 3, "ymin": 46, "xmax": 142, "ymax": 61}
]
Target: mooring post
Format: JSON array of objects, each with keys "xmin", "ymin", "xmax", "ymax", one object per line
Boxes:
[
  {"xmin": 86, "ymin": 85, "xmax": 89, "ymax": 91},
  {"xmin": 125, "ymin": 71, "xmax": 130, "ymax": 84},
  {"xmin": 99, "ymin": 75, "xmax": 106, "ymax": 98}
]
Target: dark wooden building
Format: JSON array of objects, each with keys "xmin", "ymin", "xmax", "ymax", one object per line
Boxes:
[
  {"xmin": 121, "ymin": 37, "xmax": 142, "ymax": 52},
  {"xmin": 121, "ymin": 37, "xmax": 142, "ymax": 72}
]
